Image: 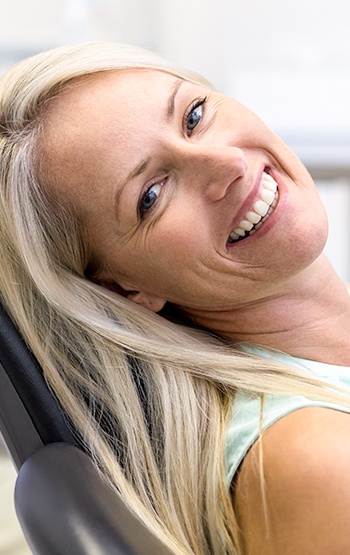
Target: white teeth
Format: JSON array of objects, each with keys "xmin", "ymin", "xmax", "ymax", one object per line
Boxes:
[
  {"xmin": 238, "ymin": 219, "xmax": 254, "ymax": 231},
  {"xmin": 271, "ymin": 194, "xmax": 278, "ymax": 208},
  {"xmin": 253, "ymin": 199, "xmax": 269, "ymax": 217},
  {"xmin": 245, "ymin": 211, "xmax": 261, "ymax": 224},
  {"xmin": 229, "ymin": 231, "xmax": 240, "ymax": 241},
  {"xmin": 262, "ymin": 179, "xmax": 277, "ymax": 193},
  {"xmin": 233, "ymin": 227, "xmax": 246, "ymax": 237},
  {"xmin": 263, "ymin": 173, "xmax": 277, "ymax": 184},
  {"xmin": 260, "ymin": 188, "xmax": 275, "ymax": 205},
  {"xmin": 227, "ymin": 171, "xmax": 279, "ymax": 244}
]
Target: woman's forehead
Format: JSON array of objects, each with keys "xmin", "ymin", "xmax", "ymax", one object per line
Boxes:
[
  {"xmin": 47, "ymin": 68, "xmax": 182, "ymax": 118},
  {"xmin": 42, "ymin": 69, "xmax": 181, "ymax": 157},
  {"xmin": 41, "ymin": 69, "xmax": 185, "ymax": 170},
  {"xmin": 40, "ymin": 70, "xmax": 182, "ymax": 207}
]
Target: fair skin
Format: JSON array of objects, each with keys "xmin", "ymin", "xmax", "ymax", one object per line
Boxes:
[
  {"xmin": 234, "ymin": 407, "xmax": 350, "ymax": 554},
  {"xmin": 42, "ymin": 68, "xmax": 350, "ymax": 552}
]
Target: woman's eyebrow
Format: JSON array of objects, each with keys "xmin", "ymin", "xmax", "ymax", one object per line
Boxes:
[
  {"xmin": 166, "ymin": 78, "xmax": 184, "ymax": 119},
  {"xmin": 114, "ymin": 156, "xmax": 152, "ymax": 217},
  {"xmin": 114, "ymin": 78, "xmax": 184, "ymax": 215}
]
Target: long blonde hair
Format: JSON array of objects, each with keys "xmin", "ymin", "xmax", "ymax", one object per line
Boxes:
[{"xmin": 0, "ymin": 42, "xmax": 348, "ymax": 554}]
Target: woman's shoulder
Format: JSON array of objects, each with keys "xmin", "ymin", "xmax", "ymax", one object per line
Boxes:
[
  {"xmin": 226, "ymin": 384, "xmax": 350, "ymax": 484},
  {"xmin": 226, "ymin": 347, "xmax": 350, "ymax": 484},
  {"xmin": 233, "ymin": 406, "xmax": 350, "ymax": 554}
]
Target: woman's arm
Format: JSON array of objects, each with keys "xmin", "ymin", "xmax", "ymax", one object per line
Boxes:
[{"xmin": 233, "ymin": 406, "xmax": 350, "ymax": 555}]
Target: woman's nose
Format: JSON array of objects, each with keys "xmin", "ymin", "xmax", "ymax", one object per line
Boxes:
[{"xmin": 179, "ymin": 144, "xmax": 248, "ymax": 202}]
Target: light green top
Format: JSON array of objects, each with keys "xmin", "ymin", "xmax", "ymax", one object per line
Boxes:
[{"xmin": 225, "ymin": 347, "xmax": 350, "ymax": 484}]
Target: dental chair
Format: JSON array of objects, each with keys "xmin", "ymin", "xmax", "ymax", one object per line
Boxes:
[{"xmin": 0, "ymin": 302, "xmax": 170, "ymax": 554}]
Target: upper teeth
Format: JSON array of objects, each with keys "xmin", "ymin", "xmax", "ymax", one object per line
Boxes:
[{"xmin": 228, "ymin": 172, "xmax": 278, "ymax": 243}]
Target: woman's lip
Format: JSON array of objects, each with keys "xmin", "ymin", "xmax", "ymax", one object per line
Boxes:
[{"xmin": 226, "ymin": 167, "xmax": 285, "ymax": 247}]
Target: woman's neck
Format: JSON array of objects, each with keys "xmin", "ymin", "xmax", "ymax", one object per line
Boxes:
[{"xmin": 186, "ymin": 255, "xmax": 350, "ymax": 366}]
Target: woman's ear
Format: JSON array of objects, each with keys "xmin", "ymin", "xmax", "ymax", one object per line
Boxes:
[
  {"xmin": 127, "ymin": 291, "xmax": 166, "ymax": 313},
  {"xmin": 85, "ymin": 264, "xmax": 166, "ymax": 312},
  {"xmin": 85, "ymin": 266, "xmax": 131, "ymax": 297}
]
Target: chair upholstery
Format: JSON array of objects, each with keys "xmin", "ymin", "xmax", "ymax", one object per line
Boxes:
[
  {"xmin": 0, "ymin": 302, "xmax": 170, "ymax": 554},
  {"xmin": 0, "ymin": 303, "xmax": 77, "ymax": 469}
]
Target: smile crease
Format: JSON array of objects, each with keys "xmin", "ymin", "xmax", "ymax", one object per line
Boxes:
[{"xmin": 228, "ymin": 171, "xmax": 279, "ymax": 243}]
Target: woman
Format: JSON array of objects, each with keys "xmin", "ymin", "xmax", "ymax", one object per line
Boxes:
[{"xmin": 1, "ymin": 42, "xmax": 350, "ymax": 554}]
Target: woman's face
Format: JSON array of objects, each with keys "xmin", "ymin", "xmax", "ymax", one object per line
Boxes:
[{"xmin": 43, "ymin": 69, "xmax": 328, "ymax": 313}]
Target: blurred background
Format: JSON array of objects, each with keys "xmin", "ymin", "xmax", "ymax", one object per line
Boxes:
[{"xmin": 1, "ymin": 0, "xmax": 350, "ymax": 552}]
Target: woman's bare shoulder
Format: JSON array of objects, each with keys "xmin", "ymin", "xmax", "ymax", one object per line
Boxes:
[{"xmin": 233, "ymin": 406, "xmax": 350, "ymax": 555}]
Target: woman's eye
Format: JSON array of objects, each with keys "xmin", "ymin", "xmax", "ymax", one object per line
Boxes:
[
  {"xmin": 139, "ymin": 182, "xmax": 162, "ymax": 218},
  {"xmin": 186, "ymin": 98, "xmax": 206, "ymax": 134}
]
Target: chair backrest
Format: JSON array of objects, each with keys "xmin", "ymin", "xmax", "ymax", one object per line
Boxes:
[
  {"xmin": 0, "ymin": 302, "xmax": 171, "ymax": 555},
  {"xmin": 0, "ymin": 302, "xmax": 78, "ymax": 469}
]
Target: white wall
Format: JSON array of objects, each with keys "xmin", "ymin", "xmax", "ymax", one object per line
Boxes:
[{"xmin": 0, "ymin": 0, "xmax": 158, "ymax": 69}]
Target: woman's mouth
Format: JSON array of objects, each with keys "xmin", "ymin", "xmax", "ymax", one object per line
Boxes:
[{"xmin": 227, "ymin": 171, "xmax": 279, "ymax": 244}]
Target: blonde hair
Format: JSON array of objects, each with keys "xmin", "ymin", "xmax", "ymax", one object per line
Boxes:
[{"xmin": 0, "ymin": 42, "xmax": 348, "ymax": 554}]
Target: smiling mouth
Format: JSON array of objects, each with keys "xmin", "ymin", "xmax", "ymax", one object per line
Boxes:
[{"xmin": 227, "ymin": 171, "xmax": 279, "ymax": 244}]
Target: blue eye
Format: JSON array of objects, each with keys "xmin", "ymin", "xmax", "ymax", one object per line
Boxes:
[
  {"xmin": 139, "ymin": 182, "xmax": 162, "ymax": 218},
  {"xmin": 186, "ymin": 98, "xmax": 206, "ymax": 134}
]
